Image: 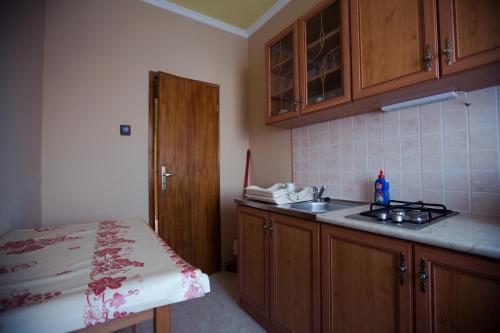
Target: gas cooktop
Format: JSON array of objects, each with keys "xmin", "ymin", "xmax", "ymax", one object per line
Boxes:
[{"xmin": 346, "ymin": 200, "xmax": 459, "ymax": 230}]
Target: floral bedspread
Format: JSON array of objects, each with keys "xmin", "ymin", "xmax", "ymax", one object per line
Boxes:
[{"xmin": 0, "ymin": 218, "xmax": 210, "ymax": 333}]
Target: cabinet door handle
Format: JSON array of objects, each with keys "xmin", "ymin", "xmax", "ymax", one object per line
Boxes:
[
  {"xmin": 268, "ymin": 220, "xmax": 274, "ymax": 238},
  {"xmin": 293, "ymin": 101, "xmax": 299, "ymax": 112},
  {"xmin": 418, "ymin": 257, "xmax": 428, "ymax": 293},
  {"xmin": 423, "ymin": 45, "xmax": 433, "ymax": 72},
  {"xmin": 443, "ymin": 37, "xmax": 453, "ymax": 66},
  {"xmin": 397, "ymin": 252, "xmax": 407, "ymax": 285}
]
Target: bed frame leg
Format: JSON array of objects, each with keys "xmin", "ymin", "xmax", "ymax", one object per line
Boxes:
[{"xmin": 154, "ymin": 304, "xmax": 171, "ymax": 333}]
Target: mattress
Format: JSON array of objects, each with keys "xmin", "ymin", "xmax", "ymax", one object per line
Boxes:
[{"xmin": 0, "ymin": 218, "xmax": 210, "ymax": 332}]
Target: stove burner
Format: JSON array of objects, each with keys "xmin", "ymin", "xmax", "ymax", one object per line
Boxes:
[
  {"xmin": 390, "ymin": 208, "xmax": 405, "ymax": 223},
  {"xmin": 377, "ymin": 210, "xmax": 389, "ymax": 220},
  {"xmin": 404, "ymin": 210, "xmax": 430, "ymax": 223}
]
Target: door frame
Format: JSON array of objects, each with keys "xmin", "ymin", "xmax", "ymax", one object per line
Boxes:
[{"xmin": 148, "ymin": 71, "xmax": 156, "ymax": 228}]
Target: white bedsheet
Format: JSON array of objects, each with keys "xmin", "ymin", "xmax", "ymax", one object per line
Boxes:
[{"xmin": 0, "ymin": 218, "xmax": 210, "ymax": 332}]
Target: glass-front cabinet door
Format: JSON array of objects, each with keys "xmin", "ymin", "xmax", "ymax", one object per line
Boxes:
[
  {"xmin": 265, "ymin": 23, "xmax": 299, "ymax": 124},
  {"xmin": 299, "ymin": 0, "xmax": 351, "ymax": 114}
]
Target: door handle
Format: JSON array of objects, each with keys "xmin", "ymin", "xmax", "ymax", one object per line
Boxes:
[{"xmin": 161, "ymin": 166, "xmax": 175, "ymax": 191}]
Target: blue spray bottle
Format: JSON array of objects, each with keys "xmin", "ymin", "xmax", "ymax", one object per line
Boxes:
[{"xmin": 374, "ymin": 170, "xmax": 390, "ymax": 204}]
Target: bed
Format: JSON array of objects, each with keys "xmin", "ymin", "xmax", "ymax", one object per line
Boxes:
[{"xmin": 0, "ymin": 218, "xmax": 210, "ymax": 333}]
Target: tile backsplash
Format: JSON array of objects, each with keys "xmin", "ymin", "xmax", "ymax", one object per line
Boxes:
[{"xmin": 292, "ymin": 86, "xmax": 500, "ymax": 215}]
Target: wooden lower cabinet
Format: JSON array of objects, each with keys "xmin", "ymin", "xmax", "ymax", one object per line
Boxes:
[
  {"xmin": 321, "ymin": 224, "xmax": 413, "ymax": 333},
  {"xmin": 237, "ymin": 206, "xmax": 320, "ymax": 333},
  {"xmin": 414, "ymin": 245, "xmax": 500, "ymax": 333},
  {"xmin": 269, "ymin": 213, "xmax": 320, "ymax": 333},
  {"xmin": 238, "ymin": 206, "xmax": 269, "ymax": 325},
  {"xmin": 238, "ymin": 206, "xmax": 500, "ymax": 333}
]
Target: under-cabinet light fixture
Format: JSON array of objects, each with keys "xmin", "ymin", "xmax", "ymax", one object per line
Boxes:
[{"xmin": 381, "ymin": 91, "xmax": 459, "ymax": 112}]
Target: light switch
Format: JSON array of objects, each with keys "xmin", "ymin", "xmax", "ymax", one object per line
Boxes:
[{"xmin": 120, "ymin": 125, "xmax": 131, "ymax": 136}]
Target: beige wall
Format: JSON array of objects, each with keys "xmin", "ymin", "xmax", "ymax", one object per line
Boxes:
[
  {"xmin": 41, "ymin": 0, "xmax": 249, "ymax": 263},
  {"xmin": 0, "ymin": 0, "xmax": 45, "ymax": 235},
  {"xmin": 247, "ymin": 0, "xmax": 320, "ymax": 187}
]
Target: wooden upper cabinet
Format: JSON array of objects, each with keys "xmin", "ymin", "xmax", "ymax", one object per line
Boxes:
[
  {"xmin": 298, "ymin": 0, "xmax": 351, "ymax": 114},
  {"xmin": 438, "ymin": 0, "xmax": 500, "ymax": 75},
  {"xmin": 350, "ymin": 0, "xmax": 439, "ymax": 99},
  {"xmin": 321, "ymin": 225, "xmax": 413, "ymax": 333},
  {"xmin": 414, "ymin": 245, "xmax": 500, "ymax": 333},
  {"xmin": 237, "ymin": 206, "xmax": 269, "ymax": 323},
  {"xmin": 269, "ymin": 213, "xmax": 320, "ymax": 333},
  {"xmin": 266, "ymin": 22, "xmax": 300, "ymax": 125}
]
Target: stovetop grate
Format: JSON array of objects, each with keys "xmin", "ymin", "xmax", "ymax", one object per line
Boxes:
[{"xmin": 359, "ymin": 200, "xmax": 458, "ymax": 225}]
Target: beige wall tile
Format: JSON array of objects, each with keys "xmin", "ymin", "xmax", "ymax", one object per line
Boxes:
[
  {"xmin": 443, "ymin": 131, "xmax": 468, "ymax": 151},
  {"xmin": 367, "ymin": 112, "xmax": 383, "ymax": 139},
  {"xmin": 330, "ymin": 144, "xmax": 341, "ymax": 170},
  {"xmin": 341, "ymin": 143, "xmax": 354, "ymax": 170},
  {"xmin": 353, "ymin": 113, "xmax": 367, "ymax": 128},
  {"xmin": 401, "ymin": 136, "xmax": 421, "ymax": 171},
  {"xmin": 470, "ymin": 150, "xmax": 499, "ymax": 171},
  {"xmin": 309, "ymin": 124, "xmax": 319, "ymax": 147},
  {"xmin": 420, "ymin": 103, "xmax": 442, "ymax": 134},
  {"xmin": 470, "ymin": 171, "xmax": 500, "ymax": 193},
  {"xmin": 423, "ymin": 190, "xmax": 444, "ymax": 204},
  {"xmin": 340, "ymin": 117, "xmax": 354, "ymax": 143},
  {"xmin": 387, "ymin": 171, "xmax": 402, "ymax": 200},
  {"xmin": 443, "ymin": 100, "xmax": 467, "ymax": 131},
  {"xmin": 422, "ymin": 152, "xmax": 443, "ymax": 171},
  {"xmin": 353, "ymin": 126, "xmax": 367, "ymax": 142},
  {"xmin": 402, "ymin": 171, "xmax": 422, "ymax": 201},
  {"xmin": 329, "ymin": 119, "xmax": 341, "ymax": 144},
  {"xmin": 444, "ymin": 151, "xmax": 469, "ymax": 171},
  {"xmin": 444, "ymin": 172, "xmax": 470, "ymax": 191},
  {"xmin": 468, "ymin": 87, "xmax": 497, "ymax": 129},
  {"xmin": 383, "ymin": 111, "xmax": 400, "ymax": 138},
  {"xmin": 354, "ymin": 155, "xmax": 368, "ymax": 171},
  {"xmin": 469, "ymin": 128, "xmax": 498, "ymax": 150},
  {"xmin": 422, "ymin": 172, "xmax": 444, "ymax": 191},
  {"xmin": 400, "ymin": 106, "xmax": 420, "ymax": 136},
  {"xmin": 471, "ymin": 192, "xmax": 500, "ymax": 215},
  {"xmin": 445, "ymin": 191, "xmax": 470, "ymax": 212},
  {"xmin": 421, "ymin": 133, "xmax": 442, "ymax": 153},
  {"xmin": 289, "ymin": 86, "xmax": 499, "ymax": 215}
]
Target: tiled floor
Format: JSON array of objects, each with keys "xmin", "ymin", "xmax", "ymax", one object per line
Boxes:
[{"xmin": 121, "ymin": 271, "xmax": 266, "ymax": 333}]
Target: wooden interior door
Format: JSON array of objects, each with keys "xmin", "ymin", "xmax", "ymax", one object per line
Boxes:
[
  {"xmin": 321, "ymin": 225, "xmax": 413, "ymax": 333},
  {"xmin": 237, "ymin": 206, "xmax": 270, "ymax": 325},
  {"xmin": 269, "ymin": 213, "xmax": 320, "ymax": 333},
  {"xmin": 414, "ymin": 245, "xmax": 500, "ymax": 333},
  {"xmin": 438, "ymin": 0, "xmax": 500, "ymax": 75},
  {"xmin": 154, "ymin": 71, "xmax": 220, "ymax": 274},
  {"xmin": 350, "ymin": 0, "xmax": 439, "ymax": 99}
]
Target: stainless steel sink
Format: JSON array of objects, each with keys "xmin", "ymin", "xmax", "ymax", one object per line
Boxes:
[{"xmin": 288, "ymin": 201, "xmax": 359, "ymax": 213}]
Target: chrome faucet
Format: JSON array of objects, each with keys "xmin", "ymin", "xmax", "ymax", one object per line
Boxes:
[{"xmin": 312, "ymin": 186, "xmax": 327, "ymax": 202}]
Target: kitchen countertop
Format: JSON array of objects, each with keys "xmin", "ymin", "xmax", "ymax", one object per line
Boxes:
[{"xmin": 236, "ymin": 198, "xmax": 500, "ymax": 260}]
